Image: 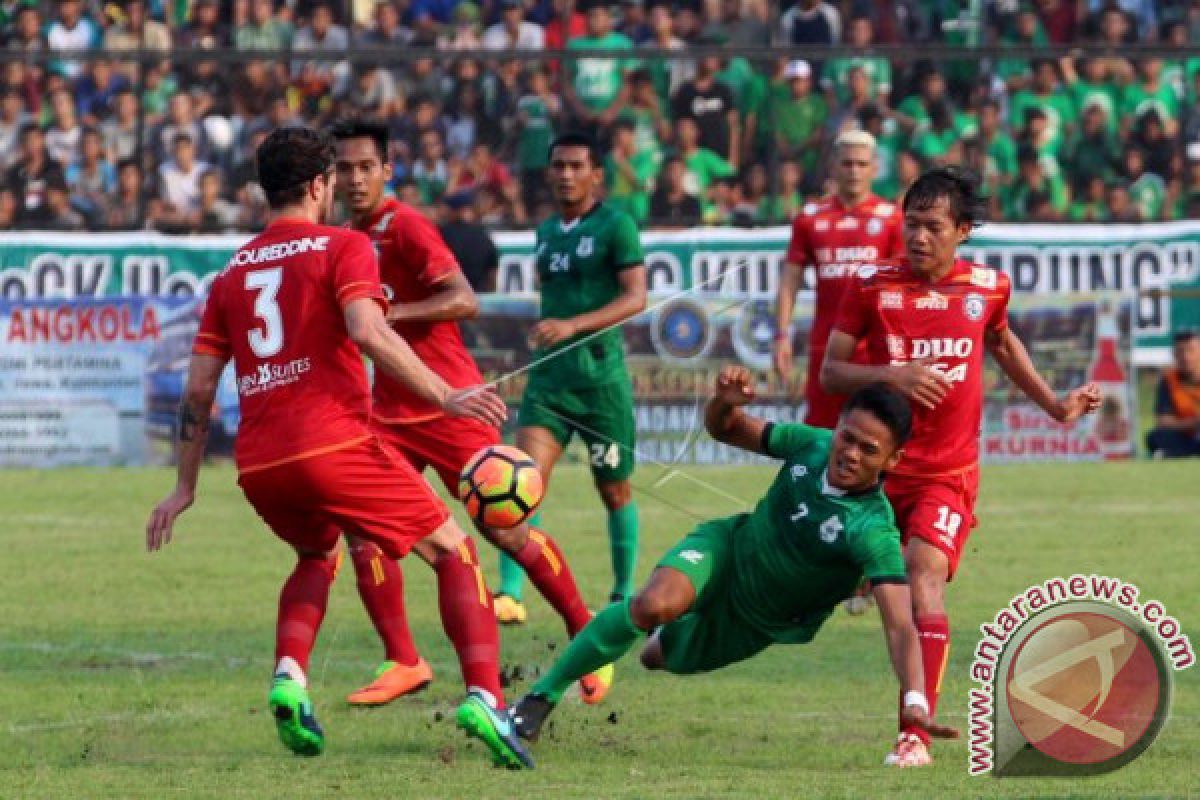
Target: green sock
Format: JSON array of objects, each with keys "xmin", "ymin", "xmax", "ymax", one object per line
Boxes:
[
  {"xmin": 606, "ymin": 502, "xmax": 639, "ymax": 600},
  {"xmin": 532, "ymin": 598, "xmax": 642, "ymax": 703},
  {"xmin": 498, "ymin": 510, "xmax": 539, "ymax": 600}
]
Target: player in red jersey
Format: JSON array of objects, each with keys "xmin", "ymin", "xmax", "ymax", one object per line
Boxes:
[
  {"xmin": 822, "ymin": 167, "xmax": 1101, "ymax": 767},
  {"xmin": 774, "ymin": 130, "xmax": 904, "ymax": 429},
  {"xmin": 330, "ymin": 118, "xmax": 609, "ymax": 707},
  {"xmin": 144, "ymin": 127, "xmax": 534, "ymax": 769}
]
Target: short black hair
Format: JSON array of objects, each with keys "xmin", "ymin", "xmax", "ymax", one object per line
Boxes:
[
  {"xmin": 1174, "ymin": 330, "xmax": 1198, "ymax": 345},
  {"xmin": 328, "ymin": 116, "xmax": 390, "ymax": 162},
  {"xmin": 548, "ymin": 131, "xmax": 601, "ymax": 167},
  {"xmin": 256, "ymin": 126, "xmax": 336, "ymax": 209},
  {"xmin": 902, "ymin": 166, "xmax": 988, "ymax": 229},
  {"xmin": 842, "ymin": 383, "xmax": 912, "ymax": 447}
]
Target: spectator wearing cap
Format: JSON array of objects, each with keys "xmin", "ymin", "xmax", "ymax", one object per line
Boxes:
[
  {"xmin": 158, "ymin": 132, "xmax": 210, "ymax": 227},
  {"xmin": 649, "ymin": 155, "xmax": 702, "ymax": 227},
  {"xmin": 46, "ymin": 0, "xmax": 100, "ymax": 79},
  {"xmin": 1122, "ymin": 59, "xmax": 1181, "ymax": 139},
  {"xmin": 605, "ymin": 118, "xmax": 658, "ymax": 224},
  {"xmin": 6, "ymin": 123, "xmax": 67, "ymax": 228},
  {"xmin": 564, "ymin": 2, "xmax": 636, "ymax": 133},
  {"xmin": 104, "ymin": 0, "xmax": 173, "ymax": 52},
  {"xmin": 74, "ymin": 58, "xmax": 132, "ymax": 127},
  {"xmin": 820, "ymin": 16, "xmax": 891, "ymax": 107},
  {"xmin": 1002, "ymin": 145, "xmax": 1068, "ymax": 220},
  {"xmin": 671, "ymin": 54, "xmax": 740, "ymax": 171},
  {"xmin": 641, "ymin": 3, "xmax": 692, "ymax": 105},
  {"xmin": 778, "ymin": 0, "xmax": 840, "ymax": 47},
  {"xmin": 1146, "ymin": 331, "xmax": 1200, "ymax": 458},
  {"xmin": 1123, "ymin": 146, "xmax": 1166, "ymax": 220},
  {"xmin": 236, "ymin": 0, "xmax": 293, "ymax": 49},
  {"xmin": 66, "ymin": 126, "xmax": 115, "ymax": 227},
  {"xmin": 766, "ymin": 60, "xmax": 827, "ymax": 172},
  {"xmin": 439, "ymin": 190, "xmax": 499, "ymax": 293},
  {"xmin": 483, "ymin": 0, "xmax": 545, "ymax": 47}
]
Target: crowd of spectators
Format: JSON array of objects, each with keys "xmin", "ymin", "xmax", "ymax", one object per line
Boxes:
[{"xmin": 1, "ymin": 0, "xmax": 1199, "ymax": 232}]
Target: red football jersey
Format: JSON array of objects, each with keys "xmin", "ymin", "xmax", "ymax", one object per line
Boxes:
[
  {"xmin": 193, "ymin": 218, "xmax": 385, "ymax": 473},
  {"xmin": 354, "ymin": 198, "xmax": 484, "ymax": 423},
  {"xmin": 833, "ymin": 257, "xmax": 1012, "ymax": 476},
  {"xmin": 785, "ymin": 194, "xmax": 904, "ymax": 348}
]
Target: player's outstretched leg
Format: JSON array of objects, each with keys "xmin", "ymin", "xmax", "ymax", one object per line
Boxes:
[
  {"xmin": 345, "ymin": 538, "xmax": 433, "ymax": 705},
  {"xmin": 269, "ymin": 550, "xmax": 337, "ymax": 756},
  {"xmin": 416, "ymin": 522, "xmax": 533, "ymax": 769},
  {"xmin": 598, "ymin": 481, "xmax": 639, "ymax": 603},
  {"xmin": 511, "ymin": 568, "xmax": 692, "ymax": 742}
]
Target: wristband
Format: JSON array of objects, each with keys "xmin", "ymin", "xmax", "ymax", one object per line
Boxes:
[{"xmin": 903, "ymin": 690, "xmax": 929, "ymax": 714}]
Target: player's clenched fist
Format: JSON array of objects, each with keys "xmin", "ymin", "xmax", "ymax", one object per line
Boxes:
[
  {"xmin": 530, "ymin": 318, "xmax": 578, "ymax": 348},
  {"xmin": 444, "ymin": 385, "xmax": 509, "ymax": 429},
  {"xmin": 715, "ymin": 365, "xmax": 756, "ymax": 406},
  {"xmin": 892, "ymin": 359, "xmax": 953, "ymax": 410}
]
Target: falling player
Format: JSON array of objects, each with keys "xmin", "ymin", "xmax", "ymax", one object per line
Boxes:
[
  {"xmin": 774, "ymin": 129, "xmax": 904, "ymax": 615},
  {"xmin": 510, "ymin": 371, "xmax": 940, "ymax": 758},
  {"xmin": 495, "ymin": 131, "xmax": 648, "ymax": 621},
  {"xmin": 329, "ymin": 117, "xmax": 610, "ymax": 707},
  {"xmin": 774, "ymin": 129, "xmax": 904, "ymax": 428},
  {"xmin": 821, "ymin": 166, "xmax": 1101, "ymax": 767},
  {"xmin": 145, "ymin": 126, "xmax": 533, "ymax": 769}
]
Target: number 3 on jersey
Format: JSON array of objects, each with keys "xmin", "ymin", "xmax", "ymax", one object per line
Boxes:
[{"xmin": 246, "ymin": 267, "xmax": 284, "ymax": 357}]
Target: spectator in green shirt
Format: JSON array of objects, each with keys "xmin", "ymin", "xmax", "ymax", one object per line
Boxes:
[
  {"xmin": 515, "ymin": 66, "xmax": 561, "ymax": 214},
  {"xmin": 1121, "ymin": 58, "xmax": 1181, "ymax": 138},
  {"xmin": 976, "ymin": 101, "xmax": 1017, "ymax": 188},
  {"xmin": 1063, "ymin": 103, "xmax": 1120, "ymax": 187},
  {"xmin": 1002, "ymin": 145, "xmax": 1069, "ymax": 220},
  {"xmin": 1068, "ymin": 175, "xmax": 1110, "ymax": 222},
  {"xmin": 1106, "ymin": 181, "xmax": 1142, "ymax": 222},
  {"xmin": 236, "ymin": 0, "xmax": 292, "ymax": 49},
  {"xmin": 674, "ymin": 115, "xmax": 735, "ymax": 198},
  {"xmin": 768, "ymin": 60, "xmax": 827, "ymax": 172},
  {"xmin": 894, "ymin": 67, "xmax": 951, "ymax": 136},
  {"xmin": 620, "ymin": 70, "xmax": 670, "ymax": 161},
  {"xmin": 604, "ymin": 119, "xmax": 659, "ymax": 224},
  {"xmin": 1009, "ymin": 59, "xmax": 1075, "ymax": 155},
  {"xmin": 1061, "ymin": 56, "xmax": 1121, "ymax": 135},
  {"xmin": 910, "ymin": 100, "xmax": 961, "ymax": 167},
  {"xmin": 565, "ymin": 3, "xmax": 637, "ymax": 132},
  {"xmin": 995, "ymin": 7, "xmax": 1048, "ymax": 92},
  {"xmin": 1123, "ymin": 146, "xmax": 1166, "ymax": 221},
  {"xmin": 859, "ymin": 105, "xmax": 902, "ymax": 200},
  {"xmin": 821, "ymin": 16, "xmax": 891, "ymax": 106},
  {"xmin": 758, "ymin": 158, "xmax": 804, "ymax": 222}
]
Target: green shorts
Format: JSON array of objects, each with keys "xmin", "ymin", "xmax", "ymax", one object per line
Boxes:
[
  {"xmin": 518, "ymin": 379, "xmax": 636, "ymax": 482},
  {"xmin": 653, "ymin": 518, "xmax": 774, "ymax": 675}
]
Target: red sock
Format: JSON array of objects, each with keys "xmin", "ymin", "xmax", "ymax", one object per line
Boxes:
[
  {"xmin": 349, "ymin": 541, "xmax": 421, "ymax": 667},
  {"xmin": 275, "ymin": 554, "xmax": 338, "ymax": 675},
  {"xmin": 902, "ymin": 613, "xmax": 950, "ymax": 744},
  {"xmin": 513, "ymin": 528, "xmax": 592, "ymax": 636},
  {"xmin": 434, "ymin": 538, "xmax": 504, "ymax": 706}
]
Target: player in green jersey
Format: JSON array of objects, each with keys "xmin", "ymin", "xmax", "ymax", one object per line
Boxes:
[
  {"xmin": 495, "ymin": 132, "xmax": 648, "ymax": 638},
  {"xmin": 509, "ymin": 368, "xmax": 942, "ymax": 760}
]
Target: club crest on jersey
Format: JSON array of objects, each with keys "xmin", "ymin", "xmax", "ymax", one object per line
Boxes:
[
  {"xmin": 576, "ymin": 236, "xmax": 594, "ymax": 257},
  {"xmin": 964, "ymin": 292, "xmax": 986, "ymax": 321},
  {"xmin": 915, "ymin": 291, "xmax": 948, "ymax": 311},
  {"xmin": 880, "ymin": 291, "xmax": 904, "ymax": 310},
  {"xmin": 819, "ymin": 515, "xmax": 843, "ymax": 543},
  {"xmin": 970, "ymin": 266, "xmax": 998, "ymax": 289},
  {"xmin": 835, "ymin": 217, "xmax": 859, "ymax": 230},
  {"xmin": 814, "ymin": 218, "xmax": 830, "ymax": 232},
  {"xmin": 866, "ymin": 218, "xmax": 883, "ymax": 235}
]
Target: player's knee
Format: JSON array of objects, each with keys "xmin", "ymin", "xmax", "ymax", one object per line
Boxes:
[
  {"xmin": 629, "ymin": 589, "xmax": 683, "ymax": 630},
  {"xmin": 597, "ymin": 480, "xmax": 632, "ymax": 511},
  {"xmin": 481, "ymin": 524, "xmax": 526, "ymax": 554},
  {"xmin": 905, "ymin": 560, "xmax": 947, "ymax": 615}
]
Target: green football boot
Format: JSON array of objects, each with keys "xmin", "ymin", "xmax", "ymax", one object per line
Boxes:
[
  {"xmin": 268, "ymin": 676, "xmax": 325, "ymax": 757},
  {"xmin": 455, "ymin": 690, "xmax": 535, "ymax": 769}
]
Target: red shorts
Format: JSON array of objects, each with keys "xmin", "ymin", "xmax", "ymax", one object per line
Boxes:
[
  {"xmin": 373, "ymin": 415, "xmax": 501, "ymax": 493},
  {"xmin": 884, "ymin": 465, "xmax": 980, "ymax": 580},
  {"xmin": 237, "ymin": 436, "xmax": 450, "ymax": 559}
]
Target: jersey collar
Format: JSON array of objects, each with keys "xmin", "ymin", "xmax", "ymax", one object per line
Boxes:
[
  {"xmin": 559, "ymin": 200, "xmax": 602, "ymax": 233},
  {"xmin": 831, "ymin": 193, "xmax": 877, "ymax": 214},
  {"xmin": 821, "ymin": 467, "xmax": 884, "ymax": 498},
  {"xmin": 361, "ymin": 196, "xmax": 401, "ymax": 232}
]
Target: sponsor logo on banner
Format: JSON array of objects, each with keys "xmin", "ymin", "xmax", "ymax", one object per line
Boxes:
[{"xmin": 965, "ymin": 292, "xmax": 986, "ymax": 321}]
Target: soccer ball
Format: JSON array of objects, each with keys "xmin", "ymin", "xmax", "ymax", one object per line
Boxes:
[{"xmin": 458, "ymin": 445, "xmax": 544, "ymax": 529}]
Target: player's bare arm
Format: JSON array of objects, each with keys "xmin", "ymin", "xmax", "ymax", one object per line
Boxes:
[
  {"xmin": 704, "ymin": 365, "xmax": 770, "ymax": 454},
  {"xmin": 146, "ymin": 352, "xmax": 226, "ymax": 552},
  {"xmin": 386, "ymin": 271, "xmax": 479, "ymax": 324},
  {"xmin": 773, "ymin": 259, "xmax": 805, "ymax": 383},
  {"xmin": 344, "ymin": 297, "xmax": 507, "ymax": 428},
  {"xmin": 821, "ymin": 330, "xmax": 953, "ymax": 410},
  {"xmin": 530, "ymin": 265, "xmax": 647, "ymax": 348},
  {"xmin": 986, "ymin": 326, "xmax": 1102, "ymax": 423}
]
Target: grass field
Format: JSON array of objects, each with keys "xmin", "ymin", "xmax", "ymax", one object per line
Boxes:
[{"xmin": 2, "ymin": 459, "xmax": 1198, "ymax": 799}]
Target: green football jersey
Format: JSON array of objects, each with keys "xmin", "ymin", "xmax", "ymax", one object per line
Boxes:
[
  {"xmin": 529, "ymin": 202, "xmax": 644, "ymax": 389},
  {"xmin": 727, "ymin": 424, "xmax": 906, "ymax": 642}
]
